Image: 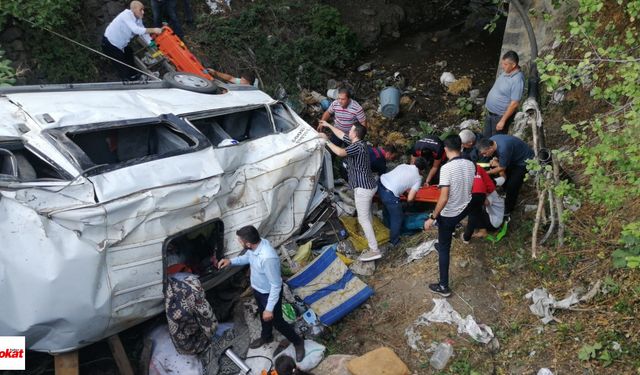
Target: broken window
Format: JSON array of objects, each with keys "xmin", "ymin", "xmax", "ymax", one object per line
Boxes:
[
  {"xmin": 271, "ymin": 103, "xmax": 298, "ymax": 133},
  {"xmin": 46, "ymin": 116, "xmax": 208, "ymax": 175},
  {"xmin": 189, "ymin": 106, "xmax": 276, "ymax": 147},
  {"xmin": 0, "ymin": 142, "xmax": 67, "ymax": 181},
  {"xmin": 163, "ymin": 219, "xmax": 225, "ymax": 281}
]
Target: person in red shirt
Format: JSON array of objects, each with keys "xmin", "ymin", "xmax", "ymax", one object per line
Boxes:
[{"xmin": 462, "ymin": 165, "xmax": 495, "ymax": 243}]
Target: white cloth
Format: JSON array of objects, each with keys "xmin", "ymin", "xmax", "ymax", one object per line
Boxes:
[
  {"xmin": 439, "ymin": 158, "xmax": 475, "ymax": 217},
  {"xmin": 354, "ymin": 187, "xmax": 378, "ymax": 251},
  {"xmin": 104, "ymin": 9, "xmax": 151, "ymax": 50},
  {"xmin": 486, "ymin": 191, "xmax": 505, "ymax": 228},
  {"xmin": 380, "ymin": 164, "xmax": 422, "ymax": 197}
]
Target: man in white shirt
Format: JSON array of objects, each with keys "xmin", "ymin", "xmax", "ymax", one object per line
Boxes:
[
  {"xmin": 378, "ymin": 157, "xmax": 429, "ymax": 247},
  {"xmin": 102, "ymin": 1, "xmax": 162, "ymax": 81},
  {"xmin": 423, "ymin": 135, "xmax": 475, "ymax": 297}
]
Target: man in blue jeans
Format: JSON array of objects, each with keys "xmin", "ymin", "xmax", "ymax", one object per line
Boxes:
[
  {"xmin": 423, "ymin": 135, "xmax": 475, "ymax": 297},
  {"xmin": 378, "ymin": 157, "xmax": 429, "ymax": 246},
  {"xmin": 218, "ymin": 226, "xmax": 305, "ymax": 361}
]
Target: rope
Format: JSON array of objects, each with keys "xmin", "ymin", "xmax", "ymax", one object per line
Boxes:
[{"xmin": 18, "ymin": 17, "xmax": 162, "ymax": 81}]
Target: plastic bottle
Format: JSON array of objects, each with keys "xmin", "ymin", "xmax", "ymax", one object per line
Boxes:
[{"xmin": 430, "ymin": 340, "xmax": 454, "ymax": 370}]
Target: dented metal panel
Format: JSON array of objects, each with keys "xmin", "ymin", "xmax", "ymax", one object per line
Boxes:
[{"xmin": 0, "ymin": 86, "xmax": 328, "ymax": 353}]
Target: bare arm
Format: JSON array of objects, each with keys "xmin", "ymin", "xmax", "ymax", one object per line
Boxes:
[
  {"xmin": 406, "ymin": 189, "xmax": 418, "ymax": 202},
  {"xmin": 325, "ymin": 140, "xmax": 347, "ymax": 157},
  {"xmin": 424, "ymin": 186, "xmax": 449, "ymax": 230},
  {"xmin": 319, "ymin": 120, "xmax": 346, "ymax": 140},
  {"xmin": 425, "ymin": 159, "xmax": 442, "ymax": 186},
  {"xmin": 206, "ymin": 69, "xmax": 236, "ymax": 84}
]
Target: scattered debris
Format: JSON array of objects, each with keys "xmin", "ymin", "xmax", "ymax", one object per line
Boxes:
[
  {"xmin": 148, "ymin": 325, "xmax": 204, "ymax": 375},
  {"xmin": 347, "ymin": 347, "xmax": 410, "ymax": 375},
  {"xmin": 537, "ymin": 368, "xmax": 554, "ymax": 375},
  {"xmin": 206, "ymin": 0, "xmax": 231, "ymax": 14},
  {"xmin": 327, "ymin": 88, "xmax": 339, "ymax": 100},
  {"xmin": 430, "ymin": 340, "xmax": 454, "ymax": 370},
  {"xmin": 435, "ymin": 60, "xmax": 448, "ymax": 68},
  {"xmin": 287, "ymin": 247, "xmax": 374, "ymax": 325},
  {"xmin": 440, "ymin": 72, "xmax": 456, "ymax": 87},
  {"xmin": 458, "ymin": 119, "xmax": 480, "ymax": 130},
  {"xmin": 524, "ymin": 281, "xmax": 601, "ymax": 324},
  {"xmin": 404, "ymin": 239, "xmax": 437, "ymax": 264},
  {"xmin": 350, "ymin": 259, "xmax": 376, "ymax": 276},
  {"xmin": 405, "ymin": 298, "xmax": 495, "ymax": 348},
  {"xmin": 357, "ymin": 62, "xmax": 373, "ymax": 72},
  {"xmin": 379, "ymin": 86, "xmax": 401, "ymax": 119},
  {"xmin": 469, "ymin": 89, "xmax": 481, "ymax": 100},
  {"xmin": 447, "ymin": 76, "xmax": 473, "ymax": 95}
]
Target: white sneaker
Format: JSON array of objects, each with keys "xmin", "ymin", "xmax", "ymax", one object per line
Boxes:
[{"xmin": 358, "ymin": 250, "xmax": 382, "ymax": 262}]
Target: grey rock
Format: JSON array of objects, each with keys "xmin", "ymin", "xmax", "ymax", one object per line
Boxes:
[
  {"xmin": 350, "ymin": 259, "xmax": 376, "ymax": 276},
  {"xmin": 408, "ymin": 127, "xmax": 419, "ymax": 137},
  {"xmin": 327, "ymin": 79, "xmax": 338, "ymax": 90},
  {"xmin": 469, "ymin": 89, "xmax": 480, "ymax": 99},
  {"xmin": 392, "ymin": 31, "xmax": 401, "ymax": 38}
]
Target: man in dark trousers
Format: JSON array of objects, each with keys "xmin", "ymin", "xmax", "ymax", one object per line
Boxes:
[
  {"xmin": 423, "ymin": 135, "xmax": 476, "ymax": 297},
  {"xmin": 410, "ymin": 135, "xmax": 446, "ymax": 186},
  {"xmin": 484, "ymin": 50, "xmax": 525, "ymax": 137},
  {"xmin": 218, "ymin": 226, "xmax": 305, "ymax": 361},
  {"xmin": 477, "ymin": 135, "xmax": 535, "ymax": 221},
  {"xmin": 102, "ymin": 1, "xmax": 162, "ymax": 81}
]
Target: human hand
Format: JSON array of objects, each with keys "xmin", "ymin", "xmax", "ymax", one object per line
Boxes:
[
  {"xmin": 218, "ymin": 258, "xmax": 231, "ymax": 269},
  {"xmin": 152, "ymin": 28, "xmax": 163, "ymax": 34},
  {"xmin": 317, "ymin": 132, "xmax": 328, "ymax": 140},
  {"xmin": 496, "ymin": 119, "xmax": 505, "ymax": 131},
  {"xmin": 262, "ymin": 310, "xmax": 274, "ymax": 322},
  {"xmin": 423, "ymin": 218, "xmax": 434, "ymax": 231}
]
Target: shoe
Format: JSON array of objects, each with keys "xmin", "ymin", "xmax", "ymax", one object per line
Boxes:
[
  {"xmin": 249, "ymin": 337, "xmax": 273, "ymax": 349},
  {"xmin": 358, "ymin": 250, "xmax": 382, "ymax": 262},
  {"xmin": 428, "ymin": 283, "xmax": 452, "ymax": 297},
  {"xmin": 503, "ymin": 214, "xmax": 511, "ymax": 223},
  {"xmin": 273, "ymin": 339, "xmax": 290, "ymax": 357},
  {"xmin": 460, "ymin": 232, "xmax": 470, "ymax": 244},
  {"xmin": 294, "ymin": 341, "xmax": 306, "ymax": 362}
]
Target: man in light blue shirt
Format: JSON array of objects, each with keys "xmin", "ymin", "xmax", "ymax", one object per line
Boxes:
[
  {"xmin": 219, "ymin": 225, "xmax": 305, "ymax": 361},
  {"xmin": 484, "ymin": 50, "xmax": 525, "ymax": 137},
  {"xmin": 102, "ymin": 1, "xmax": 162, "ymax": 81}
]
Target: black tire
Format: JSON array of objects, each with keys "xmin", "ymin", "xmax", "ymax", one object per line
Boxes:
[{"xmin": 162, "ymin": 71, "xmax": 218, "ymax": 93}]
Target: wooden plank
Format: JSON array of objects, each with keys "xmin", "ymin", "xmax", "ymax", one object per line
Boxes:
[
  {"xmin": 54, "ymin": 351, "xmax": 79, "ymax": 375},
  {"xmin": 107, "ymin": 334, "xmax": 135, "ymax": 375}
]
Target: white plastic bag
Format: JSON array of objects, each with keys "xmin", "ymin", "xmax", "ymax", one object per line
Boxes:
[{"xmin": 148, "ymin": 325, "xmax": 203, "ymax": 375}]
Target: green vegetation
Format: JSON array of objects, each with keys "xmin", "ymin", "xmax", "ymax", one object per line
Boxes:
[
  {"xmin": 193, "ymin": 0, "xmax": 359, "ymax": 96},
  {"xmin": 0, "ymin": 49, "xmax": 14, "ymax": 85},
  {"xmin": 537, "ymin": 0, "xmax": 640, "ymax": 268},
  {"xmin": 0, "ymin": 0, "xmax": 99, "ymax": 83}
]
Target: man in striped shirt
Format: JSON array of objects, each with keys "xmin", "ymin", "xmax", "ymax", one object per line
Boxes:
[
  {"xmin": 318, "ymin": 120, "xmax": 380, "ymax": 262},
  {"xmin": 319, "ymin": 88, "xmax": 367, "ymax": 146},
  {"xmin": 423, "ymin": 135, "xmax": 476, "ymax": 297}
]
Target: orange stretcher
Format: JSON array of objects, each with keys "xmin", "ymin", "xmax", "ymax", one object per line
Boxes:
[
  {"xmin": 153, "ymin": 26, "xmax": 212, "ymax": 80},
  {"xmin": 399, "ymin": 185, "xmax": 440, "ymax": 203}
]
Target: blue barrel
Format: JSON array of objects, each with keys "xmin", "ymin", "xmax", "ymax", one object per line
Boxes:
[
  {"xmin": 379, "ymin": 86, "xmax": 401, "ymax": 118},
  {"xmin": 320, "ymin": 98, "xmax": 332, "ymax": 111}
]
